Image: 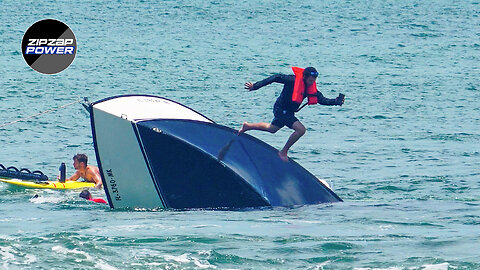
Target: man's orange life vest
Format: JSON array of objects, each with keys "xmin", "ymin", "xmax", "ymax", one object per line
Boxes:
[{"xmin": 291, "ymin": 67, "xmax": 318, "ymax": 105}]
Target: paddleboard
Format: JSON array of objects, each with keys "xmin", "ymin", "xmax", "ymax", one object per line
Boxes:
[{"xmin": 0, "ymin": 178, "xmax": 95, "ymax": 190}]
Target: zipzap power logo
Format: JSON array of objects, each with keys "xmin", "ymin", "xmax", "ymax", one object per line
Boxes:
[{"xmin": 21, "ymin": 19, "xmax": 77, "ymax": 74}]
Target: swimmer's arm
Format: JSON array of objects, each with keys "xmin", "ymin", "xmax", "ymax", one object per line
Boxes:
[
  {"xmin": 93, "ymin": 173, "xmax": 103, "ymax": 189},
  {"xmin": 67, "ymin": 171, "xmax": 81, "ymax": 181}
]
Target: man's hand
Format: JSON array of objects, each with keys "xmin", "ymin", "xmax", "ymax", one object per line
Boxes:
[
  {"xmin": 244, "ymin": 82, "xmax": 254, "ymax": 91},
  {"xmin": 336, "ymin": 93, "xmax": 345, "ymax": 106}
]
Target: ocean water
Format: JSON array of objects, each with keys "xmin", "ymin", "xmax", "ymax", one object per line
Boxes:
[{"xmin": 1, "ymin": 0, "xmax": 479, "ymax": 269}]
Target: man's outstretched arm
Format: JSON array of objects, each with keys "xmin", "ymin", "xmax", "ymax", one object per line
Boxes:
[
  {"xmin": 316, "ymin": 91, "xmax": 345, "ymax": 106},
  {"xmin": 245, "ymin": 74, "xmax": 291, "ymax": 91},
  {"xmin": 66, "ymin": 171, "xmax": 80, "ymax": 181}
]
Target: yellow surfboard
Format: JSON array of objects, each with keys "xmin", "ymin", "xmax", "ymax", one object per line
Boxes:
[{"xmin": 0, "ymin": 178, "xmax": 95, "ymax": 190}]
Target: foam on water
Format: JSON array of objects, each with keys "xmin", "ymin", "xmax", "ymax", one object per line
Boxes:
[{"xmin": 52, "ymin": 245, "xmax": 118, "ymax": 270}]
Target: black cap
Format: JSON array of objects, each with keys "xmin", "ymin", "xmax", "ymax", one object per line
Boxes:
[{"xmin": 303, "ymin": 67, "xmax": 318, "ymax": 78}]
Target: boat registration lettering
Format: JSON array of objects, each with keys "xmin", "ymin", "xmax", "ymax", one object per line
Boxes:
[{"xmin": 106, "ymin": 169, "xmax": 122, "ymax": 201}]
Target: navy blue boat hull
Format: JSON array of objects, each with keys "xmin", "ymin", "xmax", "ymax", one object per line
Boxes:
[{"xmin": 136, "ymin": 119, "xmax": 342, "ymax": 208}]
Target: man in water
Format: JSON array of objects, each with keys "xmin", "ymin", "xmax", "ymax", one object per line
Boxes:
[
  {"xmin": 67, "ymin": 153, "xmax": 102, "ymax": 189},
  {"xmin": 239, "ymin": 67, "xmax": 345, "ymax": 162}
]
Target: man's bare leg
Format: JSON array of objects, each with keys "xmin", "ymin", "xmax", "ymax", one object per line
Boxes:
[
  {"xmin": 278, "ymin": 121, "xmax": 306, "ymax": 162},
  {"xmin": 239, "ymin": 122, "xmax": 280, "ymax": 134}
]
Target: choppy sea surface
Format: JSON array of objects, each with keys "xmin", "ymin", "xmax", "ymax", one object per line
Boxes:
[{"xmin": 1, "ymin": 0, "xmax": 479, "ymax": 269}]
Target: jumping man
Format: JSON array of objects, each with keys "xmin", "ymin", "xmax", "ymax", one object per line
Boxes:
[{"xmin": 239, "ymin": 67, "xmax": 345, "ymax": 162}]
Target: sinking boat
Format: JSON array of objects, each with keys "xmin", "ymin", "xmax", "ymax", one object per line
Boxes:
[{"xmin": 88, "ymin": 95, "xmax": 342, "ymax": 209}]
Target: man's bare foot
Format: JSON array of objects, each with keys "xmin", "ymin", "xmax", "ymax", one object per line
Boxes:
[
  {"xmin": 238, "ymin": 122, "xmax": 250, "ymax": 135},
  {"xmin": 278, "ymin": 151, "xmax": 289, "ymax": 162}
]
